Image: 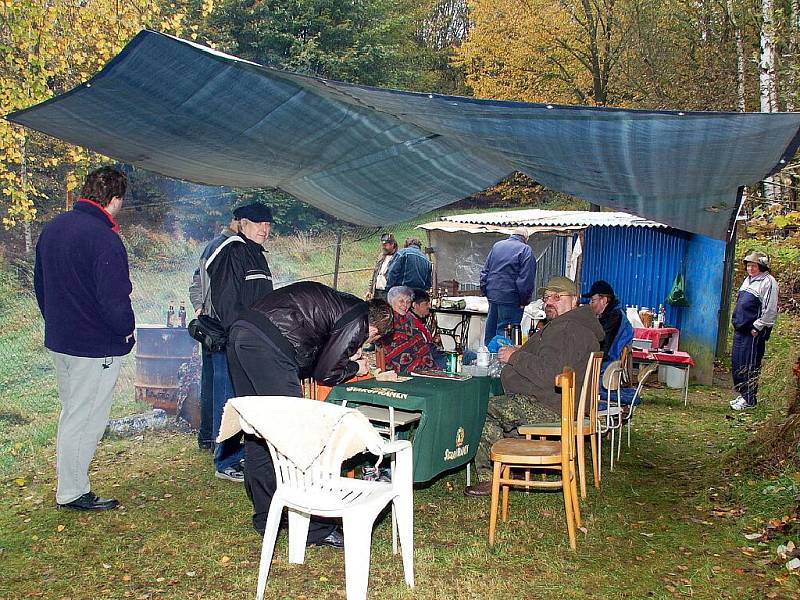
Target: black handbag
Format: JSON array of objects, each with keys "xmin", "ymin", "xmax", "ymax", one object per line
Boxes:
[
  {"xmin": 188, "ymin": 284, "xmax": 227, "ymax": 352},
  {"xmin": 188, "ymin": 314, "xmax": 227, "ymax": 352}
]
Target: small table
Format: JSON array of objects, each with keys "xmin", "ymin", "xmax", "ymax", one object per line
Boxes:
[
  {"xmin": 327, "ymin": 375, "xmax": 491, "ymax": 483},
  {"xmin": 429, "ymin": 306, "xmax": 487, "ymax": 352},
  {"xmin": 633, "ymin": 327, "xmax": 680, "ymax": 351},
  {"xmin": 632, "ymin": 349, "xmax": 695, "ymax": 406}
]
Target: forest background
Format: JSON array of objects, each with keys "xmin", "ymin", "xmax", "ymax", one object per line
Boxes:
[{"xmin": 2, "ymin": 0, "xmax": 800, "ymax": 254}]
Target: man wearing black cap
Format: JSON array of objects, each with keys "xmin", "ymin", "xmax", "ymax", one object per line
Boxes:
[
  {"xmin": 583, "ymin": 280, "xmax": 623, "ymax": 356},
  {"xmin": 205, "ymin": 202, "xmax": 274, "ymax": 482},
  {"xmin": 189, "ymin": 213, "xmax": 239, "ymax": 452},
  {"xmin": 367, "ymin": 232, "xmax": 398, "ymax": 301}
]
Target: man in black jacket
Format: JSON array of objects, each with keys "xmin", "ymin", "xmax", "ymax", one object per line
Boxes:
[
  {"xmin": 226, "ymin": 282, "xmax": 393, "ymax": 547},
  {"xmin": 583, "ymin": 280, "xmax": 622, "ymax": 356},
  {"xmin": 205, "ymin": 203, "xmax": 274, "ymax": 482}
]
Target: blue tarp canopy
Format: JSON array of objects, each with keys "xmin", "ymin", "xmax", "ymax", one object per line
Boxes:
[{"xmin": 7, "ymin": 29, "xmax": 800, "ymax": 239}]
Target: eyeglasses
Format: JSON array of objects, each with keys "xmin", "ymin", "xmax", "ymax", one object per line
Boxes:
[{"xmin": 543, "ymin": 292, "xmax": 572, "ymax": 302}]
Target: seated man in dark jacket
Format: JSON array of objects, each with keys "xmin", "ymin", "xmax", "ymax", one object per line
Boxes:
[
  {"xmin": 582, "ymin": 280, "xmax": 627, "ymax": 361},
  {"xmin": 465, "ymin": 276, "xmax": 604, "ymax": 497},
  {"xmin": 225, "ymin": 282, "xmax": 393, "ymax": 547}
]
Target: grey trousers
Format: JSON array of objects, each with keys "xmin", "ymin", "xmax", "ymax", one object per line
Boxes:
[{"xmin": 50, "ymin": 351, "xmax": 121, "ymax": 504}]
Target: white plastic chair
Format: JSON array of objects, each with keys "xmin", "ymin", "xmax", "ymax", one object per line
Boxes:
[
  {"xmin": 598, "ymin": 361, "xmax": 625, "ymax": 471},
  {"xmin": 621, "ymin": 363, "xmax": 659, "ymax": 451},
  {"xmin": 224, "ymin": 396, "xmax": 414, "ymax": 600},
  {"xmin": 603, "ymin": 362, "xmax": 659, "ymax": 460}
]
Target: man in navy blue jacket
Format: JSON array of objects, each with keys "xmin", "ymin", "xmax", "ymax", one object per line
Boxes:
[
  {"xmin": 480, "ymin": 227, "xmax": 537, "ymax": 345},
  {"xmin": 34, "ymin": 166, "xmax": 135, "ymax": 511},
  {"xmin": 385, "ymin": 237, "xmax": 432, "ymax": 292}
]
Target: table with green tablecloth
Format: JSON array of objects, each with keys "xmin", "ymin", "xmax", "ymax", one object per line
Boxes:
[{"xmin": 327, "ymin": 375, "xmax": 491, "ymax": 483}]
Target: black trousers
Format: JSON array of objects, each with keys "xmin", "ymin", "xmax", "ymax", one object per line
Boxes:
[
  {"xmin": 731, "ymin": 329, "xmax": 767, "ymax": 405},
  {"xmin": 227, "ymin": 325, "xmax": 337, "ymax": 543}
]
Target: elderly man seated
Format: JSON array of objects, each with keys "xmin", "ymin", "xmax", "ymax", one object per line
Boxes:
[
  {"xmin": 380, "ymin": 286, "xmax": 446, "ymax": 373},
  {"xmin": 464, "ymin": 276, "xmax": 604, "ymax": 497}
]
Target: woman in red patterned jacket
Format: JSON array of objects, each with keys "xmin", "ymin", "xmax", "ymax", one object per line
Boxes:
[{"xmin": 381, "ymin": 286, "xmax": 447, "ymax": 373}]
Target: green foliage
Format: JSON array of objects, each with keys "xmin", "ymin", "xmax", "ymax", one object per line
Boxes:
[
  {"xmin": 207, "ymin": 0, "xmax": 404, "ymax": 86},
  {"xmin": 121, "ymin": 225, "xmax": 201, "ymax": 268}
]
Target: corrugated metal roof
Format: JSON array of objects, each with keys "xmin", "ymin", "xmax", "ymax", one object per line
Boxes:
[
  {"xmin": 417, "ymin": 221, "xmax": 582, "ymax": 235},
  {"xmin": 439, "ymin": 209, "xmax": 669, "ymax": 229}
]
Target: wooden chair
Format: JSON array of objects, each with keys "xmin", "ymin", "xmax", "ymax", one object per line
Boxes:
[
  {"xmin": 518, "ymin": 352, "xmax": 603, "ymax": 498},
  {"xmin": 488, "ymin": 368, "xmax": 580, "ymax": 549}
]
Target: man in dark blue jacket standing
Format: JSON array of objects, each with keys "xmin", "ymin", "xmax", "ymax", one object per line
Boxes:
[
  {"xmin": 480, "ymin": 227, "xmax": 536, "ymax": 345},
  {"xmin": 385, "ymin": 237, "xmax": 432, "ymax": 292},
  {"xmin": 34, "ymin": 166, "xmax": 135, "ymax": 511}
]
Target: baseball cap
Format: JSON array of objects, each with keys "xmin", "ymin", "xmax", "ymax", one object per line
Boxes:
[
  {"xmin": 537, "ymin": 276, "xmax": 579, "ymax": 298},
  {"xmin": 581, "ymin": 280, "xmax": 615, "ymax": 298},
  {"xmin": 233, "ymin": 203, "xmax": 273, "ymax": 223},
  {"xmin": 380, "ymin": 233, "xmax": 396, "ymax": 244}
]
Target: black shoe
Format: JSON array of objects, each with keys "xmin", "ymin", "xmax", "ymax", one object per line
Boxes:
[
  {"xmin": 58, "ymin": 491, "xmax": 119, "ymax": 511},
  {"xmin": 308, "ymin": 528, "xmax": 345, "ymax": 549},
  {"xmin": 198, "ymin": 439, "xmax": 213, "ymax": 451}
]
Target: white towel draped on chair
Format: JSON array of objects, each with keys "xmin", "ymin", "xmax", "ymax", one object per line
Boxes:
[{"xmin": 218, "ymin": 396, "xmax": 384, "ymax": 471}]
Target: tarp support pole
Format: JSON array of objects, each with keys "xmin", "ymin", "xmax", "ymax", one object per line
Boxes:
[{"xmin": 332, "ymin": 231, "xmax": 342, "ymax": 290}]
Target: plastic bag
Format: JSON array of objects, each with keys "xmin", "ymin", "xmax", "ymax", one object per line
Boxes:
[
  {"xmin": 487, "ymin": 335, "xmax": 512, "ymax": 353},
  {"xmin": 666, "ymin": 273, "xmax": 689, "ymax": 307}
]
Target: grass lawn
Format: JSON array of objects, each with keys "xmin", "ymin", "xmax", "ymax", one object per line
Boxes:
[{"xmin": 2, "ymin": 339, "xmax": 800, "ymax": 599}]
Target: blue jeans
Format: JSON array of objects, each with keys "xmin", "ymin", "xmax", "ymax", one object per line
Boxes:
[
  {"xmin": 212, "ymin": 351, "xmax": 244, "ymax": 471},
  {"xmin": 484, "ymin": 303, "xmax": 524, "ymax": 346},
  {"xmin": 198, "ymin": 347, "xmax": 214, "ymax": 445}
]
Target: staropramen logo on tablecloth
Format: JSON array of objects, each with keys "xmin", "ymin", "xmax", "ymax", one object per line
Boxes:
[{"xmin": 443, "ymin": 426, "xmax": 468, "ymax": 461}]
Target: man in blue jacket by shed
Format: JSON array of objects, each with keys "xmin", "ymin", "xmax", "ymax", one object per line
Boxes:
[
  {"xmin": 34, "ymin": 166, "xmax": 135, "ymax": 511},
  {"xmin": 480, "ymin": 227, "xmax": 537, "ymax": 345},
  {"xmin": 385, "ymin": 237, "xmax": 432, "ymax": 292}
]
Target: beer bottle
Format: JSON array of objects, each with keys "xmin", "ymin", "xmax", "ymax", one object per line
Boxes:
[
  {"xmin": 166, "ymin": 302, "xmax": 175, "ymax": 327},
  {"xmin": 504, "ymin": 323, "xmax": 512, "ymax": 340},
  {"xmin": 178, "ymin": 301, "xmax": 187, "ymax": 328}
]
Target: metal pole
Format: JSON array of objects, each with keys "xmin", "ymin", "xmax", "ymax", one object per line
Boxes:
[
  {"xmin": 716, "ymin": 228, "xmax": 738, "ymax": 358},
  {"xmin": 332, "ymin": 231, "xmax": 342, "ymax": 290}
]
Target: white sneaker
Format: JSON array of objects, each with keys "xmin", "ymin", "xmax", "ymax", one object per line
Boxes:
[{"xmin": 729, "ymin": 396, "xmax": 752, "ymax": 411}]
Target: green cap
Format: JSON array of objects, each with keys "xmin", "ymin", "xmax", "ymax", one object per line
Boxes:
[{"xmin": 537, "ymin": 276, "xmax": 578, "ymax": 298}]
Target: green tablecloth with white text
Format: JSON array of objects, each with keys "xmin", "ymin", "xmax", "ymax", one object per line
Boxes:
[{"xmin": 327, "ymin": 376, "xmax": 491, "ymax": 483}]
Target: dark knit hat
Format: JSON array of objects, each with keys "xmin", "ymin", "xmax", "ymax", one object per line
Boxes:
[
  {"xmin": 233, "ymin": 203, "xmax": 273, "ymax": 223},
  {"xmin": 581, "ymin": 280, "xmax": 615, "ymax": 298}
]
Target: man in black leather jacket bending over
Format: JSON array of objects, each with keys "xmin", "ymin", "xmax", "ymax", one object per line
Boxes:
[{"xmin": 226, "ymin": 281, "xmax": 393, "ymax": 547}]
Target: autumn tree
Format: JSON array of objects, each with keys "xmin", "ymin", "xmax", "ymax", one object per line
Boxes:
[
  {"xmin": 0, "ymin": 0, "xmax": 215, "ymax": 251},
  {"xmin": 455, "ymin": 0, "xmax": 626, "ymax": 105}
]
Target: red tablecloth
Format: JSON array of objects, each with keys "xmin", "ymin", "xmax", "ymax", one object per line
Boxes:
[
  {"xmin": 633, "ymin": 327, "xmax": 679, "ymax": 348},
  {"xmin": 632, "ymin": 349, "xmax": 694, "ymax": 366}
]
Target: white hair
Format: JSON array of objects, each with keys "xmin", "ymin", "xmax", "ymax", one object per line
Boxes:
[{"xmin": 386, "ymin": 286, "xmax": 413, "ymax": 305}]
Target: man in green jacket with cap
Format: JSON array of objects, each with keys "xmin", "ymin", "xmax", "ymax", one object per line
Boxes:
[{"xmin": 465, "ymin": 276, "xmax": 604, "ymax": 496}]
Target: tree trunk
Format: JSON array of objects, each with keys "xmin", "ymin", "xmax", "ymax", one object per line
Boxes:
[
  {"xmin": 21, "ymin": 135, "xmax": 33, "ymax": 256},
  {"xmin": 786, "ymin": 0, "xmax": 800, "ymax": 111},
  {"xmin": 760, "ymin": 0, "xmax": 778, "ymax": 113},
  {"xmin": 727, "ymin": 0, "xmax": 746, "ymax": 112},
  {"xmin": 760, "ymin": 0, "xmax": 779, "ymax": 202}
]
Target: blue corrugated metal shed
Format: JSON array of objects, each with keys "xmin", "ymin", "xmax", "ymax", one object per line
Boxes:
[{"xmin": 435, "ymin": 209, "xmax": 725, "ymax": 384}]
